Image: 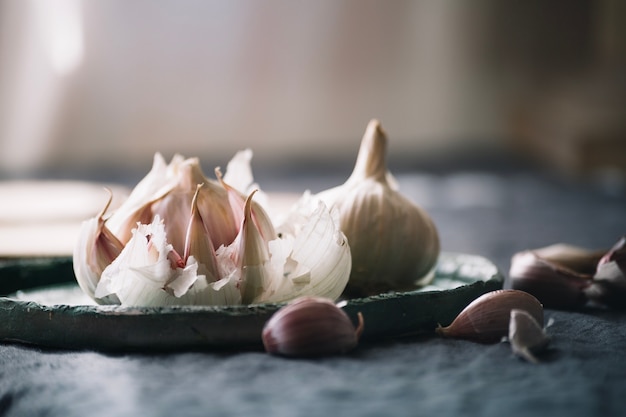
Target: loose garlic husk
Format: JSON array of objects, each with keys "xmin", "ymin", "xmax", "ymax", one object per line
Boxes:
[
  {"xmin": 508, "ymin": 309, "xmax": 550, "ymax": 364},
  {"xmin": 532, "ymin": 243, "xmax": 606, "ymax": 274},
  {"xmin": 314, "ymin": 119, "xmax": 440, "ymax": 297},
  {"xmin": 436, "ymin": 290, "xmax": 543, "ymax": 343},
  {"xmin": 262, "ymin": 296, "xmax": 364, "ymax": 357},
  {"xmin": 585, "ymin": 236, "xmax": 626, "ymax": 308}
]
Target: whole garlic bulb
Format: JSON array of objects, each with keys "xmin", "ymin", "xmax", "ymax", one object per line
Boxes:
[{"xmin": 316, "ymin": 119, "xmax": 440, "ymax": 297}]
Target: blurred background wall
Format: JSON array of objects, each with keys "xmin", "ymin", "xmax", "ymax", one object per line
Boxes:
[{"xmin": 0, "ymin": 0, "xmax": 624, "ymax": 181}]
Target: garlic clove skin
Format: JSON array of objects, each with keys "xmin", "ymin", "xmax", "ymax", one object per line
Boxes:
[
  {"xmin": 585, "ymin": 236, "xmax": 626, "ymax": 308},
  {"xmin": 509, "ymin": 250, "xmax": 592, "ymax": 309},
  {"xmin": 182, "ymin": 184, "xmax": 220, "ymax": 282},
  {"xmin": 262, "ymin": 296, "xmax": 364, "ymax": 357},
  {"xmin": 532, "ymin": 243, "xmax": 606, "ymax": 275},
  {"xmin": 509, "ymin": 308, "xmax": 550, "ymax": 364},
  {"xmin": 215, "ymin": 166, "xmax": 276, "ymax": 243},
  {"xmin": 315, "ymin": 119, "xmax": 440, "ymax": 297},
  {"xmin": 436, "ymin": 289, "xmax": 544, "ymax": 343},
  {"xmin": 72, "ymin": 190, "xmax": 123, "ymax": 305},
  {"xmin": 257, "ymin": 197, "xmax": 352, "ymax": 304},
  {"xmin": 231, "ymin": 190, "xmax": 272, "ymax": 304},
  {"xmin": 95, "ymin": 215, "xmax": 242, "ymax": 306}
]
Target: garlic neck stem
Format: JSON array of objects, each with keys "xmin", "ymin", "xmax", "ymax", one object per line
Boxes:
[{"xmin": 348, "ymin": 119, "xmax": 388, "ymax": 183}]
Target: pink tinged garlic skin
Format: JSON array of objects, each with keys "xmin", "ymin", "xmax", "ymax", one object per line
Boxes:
[
  {"xmin": 262, "ymin": 296, "xmax": 364, "ymax": 357},
  {"xmin": 436, "ymin": 290, "xmax": 544, "ymax": 343},
  {"xmin": 509, "ymin": 308, "xmax": 550, "ymax": 364},
  {"xmin": 233, "ymin": 190, "xmax": 272, "ymax": 304},
  {"xmin": 95, "ymin": 215, "xmax": 242, "ymax": 306},
  {"xmin": 215, "ymin": 167, "xmax": 276, "ymax": 243},
  {"xmin": 72, "ymin": 190, "xmax": 123, "ymax": 304},
  {"xmin": 509, "ymin": 250, "xmax": 592, "ymax": 309},
  {"xmin": 182, "ymin": 184, "xmax": 220, "ymax": 282}
]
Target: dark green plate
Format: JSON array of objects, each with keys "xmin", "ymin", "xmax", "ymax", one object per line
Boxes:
[{"xmin": 0, "ymin": 253, "xmax": 503, "ymax": 352}]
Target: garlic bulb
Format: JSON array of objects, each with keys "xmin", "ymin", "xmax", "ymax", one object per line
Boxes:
[
  {"xmin": 73, "ymin": 151, "xmax": 352, "ymax": 306},
  {"xmin": 436, "ymin": 290, "xmax": 544, "ymax": 343},
  {"xmin": 314, "ymin": 119, "xmax": 440, "ymax": 297},
  {"xmin": 262, "ymin": 296, "xmax": 364, "ymax": 357}
]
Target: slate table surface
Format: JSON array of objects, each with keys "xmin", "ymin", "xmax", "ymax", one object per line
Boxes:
[{"xmin": 2, "ymin": 157, "xmax": 626, "ymax": 417}]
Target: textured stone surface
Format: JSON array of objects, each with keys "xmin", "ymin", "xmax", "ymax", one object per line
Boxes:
[{"xmin": 0, "ymin": 254, "xmax": 502, "ymax": 351}]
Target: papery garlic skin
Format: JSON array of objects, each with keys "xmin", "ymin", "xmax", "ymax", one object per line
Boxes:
[
  {"xmin": 106, "ymin": 153, "xmax": 245, "ymax": 252},
  {"xmin": 315, "ymin": 119, "xmax": 440, "ymax": 296},
  {"xmin": 509, "ymin": 308, "xmax": 550, "ymax": 364},
  {"xmin": 72, "ymin": 190, "xmax": 123, "ymax": 304},
  {"xmin": 96, "ymin": 216, "xmax": 241, "ymax": 306},
  {"xmin": 509, "ymin": 250, "xmax": 592, "ymax": 309}
]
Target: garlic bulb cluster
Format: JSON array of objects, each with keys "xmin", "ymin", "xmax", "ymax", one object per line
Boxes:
[
  {"xmin": 262, "ymin": 296, "xmax": 364, "ymax": 357},
  {"xmin": 313, "ymin": 119, "xmax": 440, "ymax": 297},
  {"xmin": 73, "ymin": 152, "xmax": 351, "ymax": 306}
]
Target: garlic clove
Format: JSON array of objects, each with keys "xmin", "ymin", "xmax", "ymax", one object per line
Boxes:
[
  {"xmin": 148, "ymin": 160, "xmax": 207, "ymax": 256},
  {"xmin": 215, "ymin": 166, "xmax": 276, "ymax": 242},
  {"xmin": 315, "ymin": 119, "xmax": 440, "ymax": 297},
  {"xmin": 231, "ymin": 190, "xmax": 272, "ymax": 304},
  {"xmin": 73, "ymin": 190, "xmax": 123, "ymax": 304},
  {"xmin": 104, "ymin": 153, "xmax": 180, "ymax": 244},
  {"xmin": 509, "ymin": 250, "xmax": 592, "ymax": 309},
  {"xmin": 532, "ymin": 243, "xmax": 606, "ymax": 275},
  {"xmin": 262, "ymin": 296, "xmax": 364, "ymax": 357},
  {"xmin": 182, "ymin": 184, "xmax": 220, "ymax": 282},
  {"xmin": 509, "ymin": 308, "xmax": 550, "ymax": 364},
  {"xmin": 436, "ymin": 289, "xmax": 543, "ymax": 343}
]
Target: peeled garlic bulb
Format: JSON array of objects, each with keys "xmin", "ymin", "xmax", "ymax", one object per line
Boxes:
[{"xmin": 315, "ymin": 119, "xmax": 440, "ymax": 297}]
